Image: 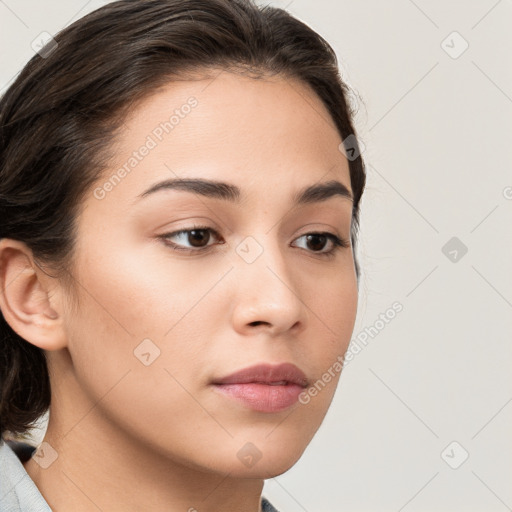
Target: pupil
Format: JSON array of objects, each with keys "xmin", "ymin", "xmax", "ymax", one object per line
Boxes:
[
  {"xmin": 307, "ymin": 234, "xmax": 326, "ymax": 251},
  {"xmin": 189, "ymin": 229, "xmax": 209, "ymax": 247}
]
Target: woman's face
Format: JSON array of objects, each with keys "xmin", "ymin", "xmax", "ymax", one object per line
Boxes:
[{"xmin": 58, "ymin": 70, "xmax": 358, "ymax": 476}]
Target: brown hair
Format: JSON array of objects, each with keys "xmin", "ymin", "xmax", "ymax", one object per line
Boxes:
[{"xmin": 0, "ymin": 0, "xmax": 366, "ymax": 440}]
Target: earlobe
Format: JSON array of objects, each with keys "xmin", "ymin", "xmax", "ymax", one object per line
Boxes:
[{"xmin": 0, "ymin": 239, "xmax": 67, "ymax": 351}]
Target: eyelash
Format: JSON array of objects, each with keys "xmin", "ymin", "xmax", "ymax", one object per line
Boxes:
[{"xmin": 158, "ymin": 224, "xmax": 350, "ymax": 259}]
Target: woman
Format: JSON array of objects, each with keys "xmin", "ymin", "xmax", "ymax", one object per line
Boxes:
[{"xmin": 0, "ymin": 0, "xmax": 366, "ymax": 510}]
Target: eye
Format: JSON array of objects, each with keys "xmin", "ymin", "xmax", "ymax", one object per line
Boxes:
[
  {"xmin": 159, "ymin": 225, "xmax": 222, "ymax": 252},
  {"xmin": 292, "ymin": 232, "xmax": 349, "ymax": 258},
  {"xmin": 158, "ymin": 226, "xmax": 349, "ymax": 257}
]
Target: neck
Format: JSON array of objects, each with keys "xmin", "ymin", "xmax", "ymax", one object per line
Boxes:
[{"xmin": 23, "ymin": 404, "xmax": 265, "ymax": 512}]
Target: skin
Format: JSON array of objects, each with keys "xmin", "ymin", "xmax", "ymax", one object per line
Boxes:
[{"xmin": 0, "ymin": 70, "xmax": 358, "ymax": 512}]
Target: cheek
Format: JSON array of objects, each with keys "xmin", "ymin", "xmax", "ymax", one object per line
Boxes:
[
  {"xmin": 61, "ymin": 253, "xmax": 223, "ymax": 460},
  {"xmin": 304, "ymin": 267, "xmax": 358, "ymax": 353},
  {"xmin": 70, "ymin": 237, "xmax": 222, "ymax": 338},
  {"xmin": 63, "ymin": 241, "xmax": 226, "ymax": 398},
  {"xmin": 298, "ymin": 270, "xmax": 358, "ymax": 404}
]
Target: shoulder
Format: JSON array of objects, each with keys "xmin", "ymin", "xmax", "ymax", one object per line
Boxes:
[
  {"xmin": 0, "ymin": 438, "xmax": 52, "ymax": 511},
  {"xmin": 261, "ymin": 496, "xmax": 281, "ymax": 512},
  {"xmin": 4, "ymin": 438, "xmax": 37, "ymax": 462}
]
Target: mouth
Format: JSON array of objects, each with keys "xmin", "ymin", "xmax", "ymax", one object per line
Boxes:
[{"xmin": 211, "ymin": 363, "xmax": 309, "ymax": 413}]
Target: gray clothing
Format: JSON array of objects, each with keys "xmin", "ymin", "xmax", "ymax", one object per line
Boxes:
[{"xmin": 0, "ymin": 440, "xmax": 51, "ymax": 512}]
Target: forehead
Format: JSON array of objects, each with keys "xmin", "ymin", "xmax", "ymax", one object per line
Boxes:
[{"xmin": 96, "ymin": 70, "xmax": 351, "ymax": 209}]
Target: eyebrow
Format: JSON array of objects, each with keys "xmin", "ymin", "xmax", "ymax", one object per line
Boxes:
[{"xmin": 138, "ymin": 177, "xmax": 353, "ymax": 205}]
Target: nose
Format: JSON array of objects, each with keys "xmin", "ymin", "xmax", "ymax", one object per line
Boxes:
[{"xmin": 230, "ymin": 240, "xmax": 306, "ymax": 337}]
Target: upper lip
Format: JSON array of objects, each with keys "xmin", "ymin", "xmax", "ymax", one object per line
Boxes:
[{"xmin": 212, "ymin": 363, "xmax": 309, "ymax": 387}]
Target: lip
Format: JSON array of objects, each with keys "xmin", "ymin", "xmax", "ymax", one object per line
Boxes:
[{"xmin": 212, "ymin": 363, "xmax": 308, "ymax": 413}]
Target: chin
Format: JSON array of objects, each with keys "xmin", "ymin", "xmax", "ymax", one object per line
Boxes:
[
  {"xmin": 213, "ymin": 433, "xmax": 312, "ymax": 479},
  {"xmin": 244, "ymin": 453, "xmax": 304, "ymax": 479},
  {"xmin": 215, "ymin": 410, "xmax": 325, "ymax": 478}
]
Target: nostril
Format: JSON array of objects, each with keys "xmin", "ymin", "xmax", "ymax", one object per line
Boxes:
[{"xmin": 249, "ymin": 321, "xmax": 266, "ymax": 327}]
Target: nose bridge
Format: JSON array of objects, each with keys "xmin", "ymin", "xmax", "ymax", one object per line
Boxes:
[{"xmin": 231, "ymin": 232, "xmax": 305, "ymax": 333}]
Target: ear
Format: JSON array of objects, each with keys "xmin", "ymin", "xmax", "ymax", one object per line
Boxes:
[{"xmin": 0, "ymin": 238, "xmax": 67, "ymax": 351}]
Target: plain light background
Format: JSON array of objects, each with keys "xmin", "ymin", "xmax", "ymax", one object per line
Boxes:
[{"xmin": 1, "ymin": 1, "xmax": 511, "ymax": 511}]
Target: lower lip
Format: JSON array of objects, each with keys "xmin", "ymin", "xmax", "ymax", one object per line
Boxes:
[{"xmin": 213, "ymin": 383, "xmax": 304, "ymax": 413}]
